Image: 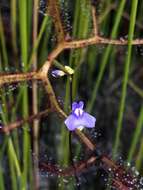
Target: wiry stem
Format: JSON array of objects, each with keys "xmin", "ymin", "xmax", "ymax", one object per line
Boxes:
[
  {"xmin": 32, "ymin": 0, "xmax": 39, "ymax": 188},
  {"xmin": 48, "ymin": 0, "xmax": 65, "ymax": 42},
  {"xmin": 0, "ymin": 72, "xmax": 40, "ymax": 86},
  {"xmin": 91, "ymin": 6, "xmax": 98, "ymax": 36},
  {"xmin": 39, "ymin": 155, "xmax": 97, "ymax": 176},
  {"xmin": 1, "ymin": 35, "xmax": 143, "ymax": 86},
  {"xmin": 0, "ymin": 109, "xmax": 50, "ymax": 134},
  {"xmin": 64, "ymin": 36, "xmax": 143, "ymax": 49},
  {"xmin": 39, "ymin": 153, "xmax": 138, "ymax": 190}
]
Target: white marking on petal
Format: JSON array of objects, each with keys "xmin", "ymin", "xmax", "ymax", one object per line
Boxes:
[{"xmin": 74, "ymin": 108, "xmax": 84, "ymax": 117}]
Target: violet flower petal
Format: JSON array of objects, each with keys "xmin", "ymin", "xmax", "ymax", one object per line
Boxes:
[
  {"xmin": 72, "ymin": 101, "xmax": 84, "ymax": 111},
  {"xmin": 78, "ymin": 101, "xmax": 84, "ymax": 109},
  {"xmin": 72, "ymin": 102, "xmax": 78, "ymax": 111},
  {"xmin": 64, "ymin": 112, "xmax": 96, "ymax": 131},
  {"xmin": 81, "ymin": 112, "xmax": 96, "ymax": 128},
  {"xmin": 64, "ymin": 114, "xmax": 78, "ymax": 131}
]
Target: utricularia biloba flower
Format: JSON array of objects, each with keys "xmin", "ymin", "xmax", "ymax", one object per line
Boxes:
[{"xmin": 64, "ymin": 101, "xmax": 96, "ymax": 131}]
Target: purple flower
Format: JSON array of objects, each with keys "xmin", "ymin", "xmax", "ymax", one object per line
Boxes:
[
  {"xmin": 51, "ymin": 70, "xmax": 65, "ymax": 78},
  {"xmin": 64, "ymin": 101, "xmax": 96, "ymax": 131}
]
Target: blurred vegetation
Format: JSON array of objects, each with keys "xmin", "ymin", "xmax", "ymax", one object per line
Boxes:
[{"xmin": 0, "ymin": 0, "xmax": 143, "ymax": 189}]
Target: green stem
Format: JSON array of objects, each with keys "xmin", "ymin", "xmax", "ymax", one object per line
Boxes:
[
  {"xmin": 127, "ymin": 105, "xmax": 143, "ymax": 162},
  {"xmin": 87, "ymin": 0, "xmax": 126, "ymax": 112},
  {"xmin": 113, "ymin": 0, "xmax": 139, "ymax": 157}
]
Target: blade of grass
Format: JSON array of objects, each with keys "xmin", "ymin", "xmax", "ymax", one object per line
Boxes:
[
  {"xmin": 32, "ymin": 0, "xmax": 40, "ymax": 189},
  {"xmin": 0, "ymin": 12, "xmax": 8, "ymax": 69},
  {"xmin": 99, "ymin": 0, "xmax": 113, "ymax": 36},
  {"xmin": 18, "ymin": 0, "xmax": 28, "ymax": 68},
  {"xmin": 0, "ymin": 164, "xmax": 4, "ymax": 190},
  {"xmin": 128, "ymin": 80, "xmax": 143, "ymax": 99},
  {"xmin": 0, "ymin": 93, "xmax": 21, "ymax": 189},
  {"xmin": 87, "ymin": 0, "xmax": 126, "ymax": 112},
  {"xmin": 0, "ymin": 5, "xmax": 21, "ymax": 167},
  {"xmin": 135, "ymin": 138, "xmax": 143, "ymax": 170},
  {"xmin": 18, "ymin": 0, "xmax": 32, "ymax": 188},
  {"xmin": 127, "ymin": 104, "xmax": 143, "ymax": 162},
  {"xmin": 38, "ymin": 18, "xmax": 52, "ymax": 65},
  {"xmin": 7, "ymin": 137, "xmax": 21, "ymax": 177},
  {"xmin": 28, "ymin": 15, "xmax": 51, "ymax": 66},
  {"xmin": 0, "ymin": 67, "xmax": 21, "ymax": 190},
  {"xmin": 0, "ymin": 109, "xmax": 21, "ymax": 189},
  {"xmin": 72, "ymin": 0, "xmax": 92, "ymax": 100},
  {"xmin": 8, "ymin": 148, "xmax": 18, "ymax": 190},
  {"xmin": 113, "ymin": 0, "xmax": 139, "ymax": 157},
  {"xmin": 10, "ymin": 0, "xmax": 18, "ymax": 68}
]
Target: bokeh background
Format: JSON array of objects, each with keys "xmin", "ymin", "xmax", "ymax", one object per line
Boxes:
[{"xmin": 0, "ymin": 0, "xmax": 143, "ymax": 189}]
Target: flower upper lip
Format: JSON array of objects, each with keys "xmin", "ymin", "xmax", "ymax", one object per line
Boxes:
[{"xmin": 72, "ymin": 101, "xmax": 84, "ymax": 117}]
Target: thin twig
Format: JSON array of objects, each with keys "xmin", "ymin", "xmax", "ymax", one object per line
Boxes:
[
  {"xmin": 2, "ymin": 36, "xmax": 143, "ymax": 86},
  {"xmin": 0, "ymin": 109, "xmax": 51, "ymax": 134},
  {"xmin": 91, "ymin": 6, "xmax": 98, "ymax": 36},
  {"xmin": 39, "ymin": 155, "xmax": 97, "ymax": 176},
  {"xmin": 32, "ymin": 0, "xmax": 40, "ymax": 189},
  {"xmin": 0, "ymin": 72, "xmax": 40, "ymax": 86},
  {"xmin": 48, "ymin": 0, "xmax": 65, "ymax": 42},
  {"xmin": 112, "ymin": 179, "xmax": 130, "ymax": 190},
  {"xmin": 64, "ymin": 36, "xmax": 143, "ymax": 49},
  {"xmin": 39, "ymin": 154, "xmax": 137, "ymax": 190}
]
